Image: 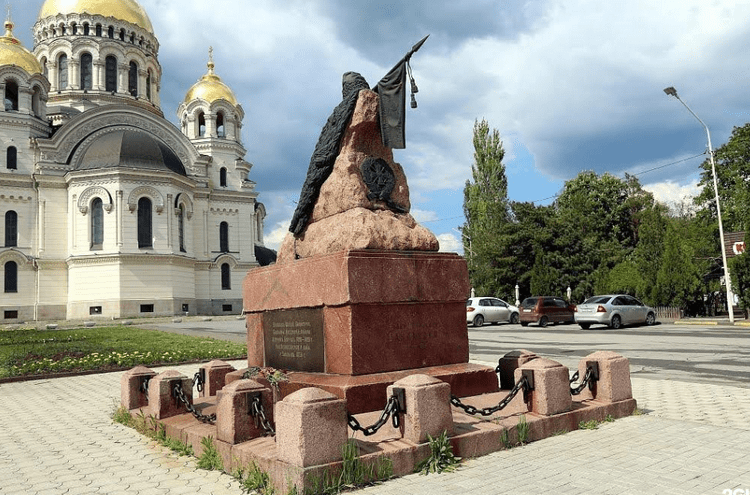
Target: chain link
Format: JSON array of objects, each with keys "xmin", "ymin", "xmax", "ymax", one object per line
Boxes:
[
  {"xmin": 347, "ymin": 395, "xmax": 402, "ymax": 436},
  {"xmin": 570, "ymin": 366, "xmax": 595, "ymax": 396},
  {"xmin": 569, "ymin": 370, "xmax": 579, "ymax": 384},
  {"xmin": 193, "ymin": 371, "xmax": 204, "ymax": 394},
  {"xmin": 173, "ymin": 381, "xmax": 216, "ymax": 423},
  {"xmin": 249, "ymin": 395, "xmax": 276, "ymax": 437},
  {"xmin": 139, "ymin": 376, "xmax": 150, "ymax": 402},
  {"xmin": 450, "ymin": 375, "xmax": 529, "ymax": 417}
]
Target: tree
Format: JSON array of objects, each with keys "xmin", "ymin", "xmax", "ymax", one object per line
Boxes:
[
  {"xmin": 730, "ymin": 232, "xmax": 750, "ymax": 316},
  {"xmin": 655, "ymin": 222, "xmax": 702, "ymax": 308},
  {"xmin": 461, "ymin": 119, "xmax": 511, "ymax": 298},
  {"xmin": 695, "ymin": 123, "xmax": 750, "ymax": 232}
]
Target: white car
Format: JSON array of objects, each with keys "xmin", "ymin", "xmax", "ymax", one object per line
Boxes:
[
  {"xmin": 466, "ymin": 297, "xmax": 520, "ymax": 327},
  {"xmin": 574, "ymin": 294, "xmax": 656, "ymax": 329}
]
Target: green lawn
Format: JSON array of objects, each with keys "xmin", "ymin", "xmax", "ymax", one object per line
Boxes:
[{"xmin": 0, "ymin": 326, "xmax": 247, "ymax": 379}]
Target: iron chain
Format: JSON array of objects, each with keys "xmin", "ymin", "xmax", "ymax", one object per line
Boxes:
[
  {"xmin": 347, "ymin": 395, "xmax": 401, "ymax": 436},
  {"xmin": 570, "ymin": 366, "xmax": 594, "ymax": 396},
  {"xmin": 193, "ymin": 371, "xmax": 204, "ymax": 394},
  {"xmin": 139, "ymin": 376, "xmax": 150, "ymax": 402},
  {"xmin": 249, "ymin": 395, "xmax": 276, "ymax": 437},
  {"xmin": 173, "ymin": 381, "xmax": 216, "ymax": 423},
  {"xmin": 450, "ymin": 375, "xmax": 529, "ymax": 417}
]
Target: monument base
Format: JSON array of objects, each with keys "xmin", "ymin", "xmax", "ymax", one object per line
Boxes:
[{"xmin": 280, "ymin": 362, "xmax": 498, "ymax": 414}]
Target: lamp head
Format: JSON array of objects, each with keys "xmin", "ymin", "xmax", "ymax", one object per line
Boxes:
[{"xmin": 663, "ymin": 86, "xmax": 678, "ymax": 97}]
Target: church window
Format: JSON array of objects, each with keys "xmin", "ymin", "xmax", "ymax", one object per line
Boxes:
[
  {"xmin": 130, "ymin": 32, "xmax": 135, "ymax": 44},
  {"xmin": 216, "ymin": 112, "xmax": 225, "ymax": 137},
  {"xmin": 128, "ymin": 62, "xmax": 138, "ymax": 97},
  {"xmin": 71, "ymin": 23, "xmax": 77, "ymax": 35},
  {"xmin": 83, "ymin": 23, "xmax": 89, "ymax": 36},
  {"xmin": 7, "ymin": 147, "xmax": 17, "ymax": 170},
  {"xmin": 119, "ymin": 29, "xmax": 125, "ymax": 41},
  {"xmin": 146, "ymin": 70, "xmax": 152, "ymax": 101},
  {"xmin": 107, "ymin": 26, "xmax": 114, "ymax": 39},
  {"xmin": 198, "ymin": 112, "xmax": 206, "ymax": 137},
  {"xmin": 137, "ymin": 197, "xmax": 152, "ymax": 248},
  {"xmin": 5, "ymin": 210, "xmax": 17, "ymax": 247},
  {"xmin": 91, "ymin": 198, "xmax": 103, "ymax": 250},
  {"xmin": 178, "ymin": 205, "xmax": 186, "ymax": 253},
  {"xmin": 220, "ymin": 167, "xmax": 227, "ymax": 187},
  {"xmin": 4, "ymin": 261, "xmax": 17, "ymax": 293},
  {"xmin": 95, "ymin": 24, "xmax": 102, "ymax": 36},
  {"xmin": 60, "ymin": 24, "xmax": 66, "ymax": 35},
  {"xmin": 105, "ymin": 56, "xmax": 117, "ymax": 92},
  {"xmin": 32, "ymin": 88, "xmax": 42, "ymax": 117},
  {"xmin": 80, "ymin": 53, "xmax": 93, "ymax": 90},
  {"xmin": 220, "ymin": 222, "xmax": 229, "ymax": 252},
  {"xmin": 58, "ymin": 54, "xmax": 68, "ymax": 90},
  {"xmin": 221, "ymin": 263, "xmax": 231, "ymax": 290},
  {"xmin": 4, "ymin": 79, "xmax": 18, "ymax": 111}
]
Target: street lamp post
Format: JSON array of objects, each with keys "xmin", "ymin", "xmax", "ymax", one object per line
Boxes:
[{"xmin": 664, "ymin": 86, "xmax": 734, "ymax": 323}]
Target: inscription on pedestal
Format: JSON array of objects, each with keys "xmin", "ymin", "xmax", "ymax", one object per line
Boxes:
[{"xmin": 263, "ymin": 308, "xmax": 325, "ymax": 372}]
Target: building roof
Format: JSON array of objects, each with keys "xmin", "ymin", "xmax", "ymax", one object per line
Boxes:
[
  {"xmin": 76, "ymin": 129, "xmax": 186, "ymax": 175},
  {"xmin": 38, "ymin": 0, "xmax": 154, "ymax": 34}
]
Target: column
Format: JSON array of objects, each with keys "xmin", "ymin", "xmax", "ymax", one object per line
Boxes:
[
  {"xmin": 93, "ymin": 61, "xmax": 104, "ymax": 90},
  {"xmin": 166, "ymin": 193, "xmax": 173, "ymax": 250},
  {"xmin": 118, "ymin": 63, "xmax": 128, "ymax": 94},
  {"xmin": 206, "ymin": 114, "xmax": 217, "ymax": 138},
  {"xmin": 116, "ymin": 190, "xmax": 123, "ymax": 247},
  {"xmin": 49, "ymin": 63, "xmax": 58, "ymax": 92},
  {"xmin": 138, "ymin": 69, "xmax": 148, "ymax": 99},
  {"xmin": 69, "ymin": 60, "xmax": 80, "ymax": 90}
]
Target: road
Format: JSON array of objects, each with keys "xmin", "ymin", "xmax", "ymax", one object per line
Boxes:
[
  {"xmin": 144, "ymin": 316, "xmax": 750, "ymax": 388},
  {"xmin": 469, "ymin": 321, "xmax": 750, "ymax": 388}
]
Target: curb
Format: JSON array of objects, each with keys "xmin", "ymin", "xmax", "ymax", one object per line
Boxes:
[{"xmin": 674, "ymin": 320, "xmax": 718, "ymax": 326}]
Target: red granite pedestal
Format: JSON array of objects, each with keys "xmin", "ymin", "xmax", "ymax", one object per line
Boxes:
[{"xmin": 243, "ymin": 249, "xmax": 498, "ymax": 413}]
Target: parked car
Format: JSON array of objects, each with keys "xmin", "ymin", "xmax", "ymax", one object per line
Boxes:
[
  {"xmin": 466, "ymin": 297, "xmax": 520, "ymax": 327},
  {"xmin": 574, "ymin": 294, "xmax": 656, "ymax": 329},
  {"xmin": 519, "ymin": 296, "xmax": 576, "ymax": 327}
]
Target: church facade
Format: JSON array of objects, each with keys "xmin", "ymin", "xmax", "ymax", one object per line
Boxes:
[{"xmin": 0, "ymin": 0, "xmax": 271, "ymax": 321}]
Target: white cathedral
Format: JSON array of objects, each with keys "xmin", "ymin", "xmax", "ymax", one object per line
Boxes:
[{"xmin": 0, "ymin": 0, "xmax": 273, "ymax": 321}]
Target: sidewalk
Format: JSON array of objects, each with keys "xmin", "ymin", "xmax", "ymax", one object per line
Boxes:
[{"xmin": 1, "ymin": 363, "xmax": 750, "ymax": 494}]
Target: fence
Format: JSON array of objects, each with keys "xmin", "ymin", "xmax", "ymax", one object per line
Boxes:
[{"xmin": 655, "ymin": 306, "xmax": 682, "ymax": 321}]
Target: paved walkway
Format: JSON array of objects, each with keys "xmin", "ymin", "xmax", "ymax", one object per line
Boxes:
[{"xmin": 2, "ymin": 363, "xmax": 750, "ymax": 494}]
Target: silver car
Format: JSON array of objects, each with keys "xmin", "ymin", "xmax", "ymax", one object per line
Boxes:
[
  {"xmin": 466, "ymin": 297, "xmax": 520, "ymax": 327},
  {"xmin": 574, "ymin": 294, "xmax": 656, "ymax": 329}
]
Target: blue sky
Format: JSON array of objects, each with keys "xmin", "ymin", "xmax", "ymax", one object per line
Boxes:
[{"xmin": 12, "ymin": 0, "xmax": 750, "ymax": 252}]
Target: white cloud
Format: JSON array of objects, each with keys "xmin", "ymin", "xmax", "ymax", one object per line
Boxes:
[
  {"xmin": 643, "ymin": 180, "xmax": 701, "ymax": 215},
  {"xmin": 437, "ymin": 233, "xmax": 462, "ymax": 254}
]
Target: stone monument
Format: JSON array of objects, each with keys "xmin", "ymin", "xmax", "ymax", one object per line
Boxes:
[{"xmin": 243, "ymin": 40, "xmax": 498, "ymax": 413}]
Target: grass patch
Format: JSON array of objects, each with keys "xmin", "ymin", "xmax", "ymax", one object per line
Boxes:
[
  {"xmin": 416, "ymin": 430, "xmax": 460, "ymax": 475},
  {"xmin": 0, "ymin": 326, "xmax": 246, "ymax": 378},
  {"xmin": 112, "ymin": 405, "xmax": 193, "ymax": 456},
  {"xmin": 517, "ymin": 415, "xmax": 530, "ymax": 445},
  {"xmin": 234, "ymin": 462, "xmax": 275, "ymax": 494},
  {"xmin": 197, "ymin": 436, "xmax": 224, "ymax": 471},
  {"xmin": 579, "ymin": 414, "xmax": 615, "ymax": 430},
  {"xmin": 306, "ymin": 440, "xmax": 393, "ymax": 494}
]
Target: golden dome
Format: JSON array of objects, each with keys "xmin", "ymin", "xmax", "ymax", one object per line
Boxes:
[
  {"xmin": 38, "ymin": 0, "xmax": 154, "ymax": 34},
  {"xmin": 184, "ymin": 49, "xmax": 238, "ymax": 106},
  {"xmin": 0, "ymin": 20, "xmax": 43, "ymax": 74}
]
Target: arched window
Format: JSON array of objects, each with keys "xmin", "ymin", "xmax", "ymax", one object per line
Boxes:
[
  {"xmin": 221, "ymin": 263, "xmax": 231, "ymax": 290},
  {"xmin": 119, "ymin": 29, "xmax": 125, "ymax": 41},
  {"xmin": 32, "ymin": 87, "xmax": 41, "ymax": 117},
  {"xmin": 137, "ymin": 197, "xmax": 152, "ymax": 248},
  {"xmin": 91, "ymin": 198, "xmax": 103, "ymax": 250},
  {"xmin": 83, "ymin": 23, "xmax": 89, "ymax": 36},
  {"xmin": 198, "ymin": 112, "xmax": 206, "ymax": 137},
  {"xmin": 60, "ymin": 24, "xmax": 66, "ymax": 35},
  {"xmin": 4, "ymin": 79, "xmax": 18, "ymax": 110},
  {"xmin": 178, "ymin": 204, "xmax": 186, "ymax": 252},
  {"xmin": 216, "ymin": 112, "xmax": 225, "ymax": 137},
  {"xmin": 5, "ymin": 210, "xmax": 17, "ymax": 247},
  {"xmin": 220, "ymin": 221, "xmax": 229, "ymax": 252},
  {"xmin": 6, "ymin": 147, "xmax": 16, "ymax": 170},
  {"xmin": 129, "ymin": 32, "xmax": 135, "ymax": 43},
  {"xmin": 80, "ymin": 53, "xmax": 93, "ymax": 90},
  {"xmin": 107, "ymin": 26, "xmax": 114, "ymax": 39},
  {"xmin": 71, "ymin": 23, "xmax": 77, "ymax": 35},
  {"xmin": 58, "ymin": 53, "xmax": 68, "ymax": 90},
  {"xmin": 4, "ymin": 261, "xmax": 17, "ymax": 293},
  {"xmin": 146, "ymin": 70, "xmax": 152, "ymax": 101},
  {"xmin": 96, "ymin": 24, "xmax": 102, "ymax": 37},
  {"xmin": 105, "ymin": 56, "xmax": 117, "ymax": 92},
  {"xmin": 219, "ymin": 167, "xmax": 227, "ymax": 187},
  {"xmin": 128, "ymin": 61, "xmax": 138, "ymax": 97}
]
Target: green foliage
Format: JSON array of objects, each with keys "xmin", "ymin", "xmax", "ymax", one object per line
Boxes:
[
  {"xmin": 499, "ymin": 428, "xmax": 512, "ymax": 449},
  {"xmin": 0, "ymin": 326, "xmax": 246, "ymax": 378},
  {"xmin": 730, "ymin": 233, "xmax": 750, "ymax": 312},
  {"xmin": 578, "ymin": 415, "xmax": 615, "ymax": 430},
  {"xmin": 462, "ymin": 119, "xmax": 512, "ymax": 298},
  {"xmin": 416, "ymin": 430, "xmax": 461, "ymax": 475},
  {"xmin": 517, "ymin": 415, "xmax": 530, "ymax": 445},
  {"xmin": 111, "ymin": 405, "xmax": 193, "ymax": 456},
  {"xmin": 655, "ymin": 222, "xmax": 702, "ymax": 307},
  {"xmin": 305, "ymin": 441, "xmax": 392, "ymax": 494},
  {"xmin": 235, "ymin": 462, "xmax": 275, "ymax": 495},
  {"xmin": 695, "ymin": 123, "xmax": 750, "ymax": 232},
  {"xmin": 197, "ymin": 436, "xmax": 224, "ymax": 471}
]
